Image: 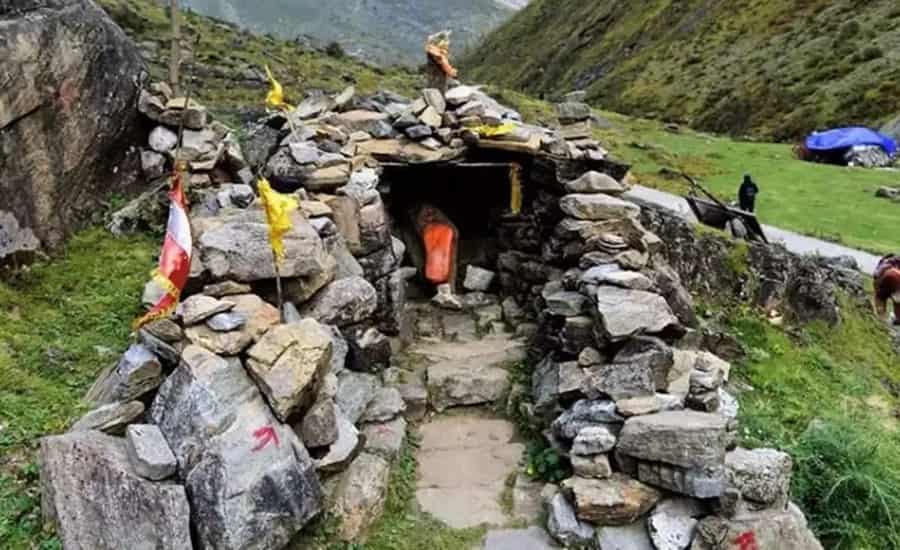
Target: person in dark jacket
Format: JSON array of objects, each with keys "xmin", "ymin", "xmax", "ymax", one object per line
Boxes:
[{"xmin": 738, "ymin": 174, "xmax": 759, "ymax": 212}]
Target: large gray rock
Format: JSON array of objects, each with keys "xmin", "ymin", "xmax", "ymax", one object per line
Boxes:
[
  {"xmin": 566, "ymin": 171, "xmax": 627, "ymax": 195},
  {"xmin": 725, "ymin": 448, "xmax": 792, "ymax": 510},
  {"xmin": 562, "ymin": 474, "xmax": 661, "ymax": 526},
  {"xmin": 551, "ymin": 399, "xmax": 623, "ymax": 440},
  {"xmin": 560, "ymin": 194, "xmax": 640, "ymax": 221},
  {"xmin": 85, "ymin": 344, "xmax": 162, "ymax": 405},
  {"xmin": 125, "ymin": 424, "xmax": 177, "ymax": 481},
  {"xmin": 362, "ymin": 386, "xmax": 406, "ymax": 422},
  {"xmin": 177, "ymin": 294, "xmax": 234, "ymax": 325},
  {"xmin": 483, "ymin": 527, "xmax": 559, "ymax": 550},
  {"xmin": 613, "ymin": 336, "xmax": 674, "ymax": 392},
  {"xmin": 464, "ymin": 265, "xmax": 497, "ymax": 292},
  {"xmin": 583, "ymin": 361, "xmax": 656, "ymax": 401},
  {"xmin": 335, "ymin": 371, "xmax": 380, "ymax": 423},
  {"xmin": 617, "ymin": 411, "xmax": 728, "ymax": 470},
  {"xmin": 150, "ymin": 345, "xmax": 322, "ymax": 550},
  {"xmin": 362, "ymin": 416, "xmax": 408, "ymax": 460},
  {"xmin": 547, "ymin": 493, "xmax": 595, "ymax": 547},
  {"xmin": 594, "ymin": 286, "xmax": 680, "ymax": 340},
  {"xmin": 299, "ymin": 276, "xmax": 378, "ymax": 327},
  {"xmin": 572, "ymin": 425, "xmax": 618, "ymax": 456},
  {"xmin": 298, "ymin": 398, "xmax": 339, "ymax": 449},
  {"xmin": 331, "ymin": 452, "xmax": 391, "ymax": 541},
  {"xmin": 245, "ymin": 319, "xmax": 333, "ymax": 421},
  {"xmin": 428, "ymin": 359, "xmax": 511, "ymax": 412},
  {"xmin": 572, "ymin": 453, "xmax": 613, "ymax": 479},
  {"xmin": 196, "ymin": 208, "xmax": 333, "ymax": 283},
  {"xmin": 69, "ymin": 400, "xmax": 145, "ymax": 434},
  {"xmin": 0, "ymin": 209, "xmax": 40, "ymax": 265},
  {"xmin": 1, "ymin": 0, "xmax": 146, "ymax": 253},
  {"xmin": 184, "ymin": 293, "xmax": 280, "ymax": 356},
  {"xmin": 315, "ymin": 411, "xmax": 363, "ymax": 473},
  {"xmin": 596, "ymin": 522, "xmax": 655, "ymax": 550},
  {"xmin": 40, "ymin": 431, "xmax": 192, "ymax": 550},
  {"xmin": 691, "ymin": 504, "xmax": 823, "ymax": 550},
  {"xmin": 648, "ymin": 498, "xmax": 706, "ymax": 550}
]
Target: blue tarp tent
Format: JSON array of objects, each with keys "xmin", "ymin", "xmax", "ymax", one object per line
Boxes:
[{"xmin": 805, "ymin": 127, "xmax": 897, "ymax": 157}]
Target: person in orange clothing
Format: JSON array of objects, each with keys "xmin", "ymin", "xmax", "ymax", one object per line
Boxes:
[
  {"xmin": 411, "ymin": 203, "xmax": 462, "ymax": 309},
  {"xmin": 873, "ymin": 254, "xmax": 900, "ymax": 325}
]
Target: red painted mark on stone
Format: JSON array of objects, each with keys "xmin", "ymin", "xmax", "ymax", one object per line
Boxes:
[
  {"xmin": 735, "ymin": 531, "xmax": 759, "ymax": 550},
  {"xmin": 375, "ymin": 425, "xmax": 393, "ymax": 435},
  {"xmin": 58, "ymin": 78, "xmax": 80, "ymax": 112},
  {"xmin": 252, "ymin": 426, "xmax": 280, "ymax": 451}
]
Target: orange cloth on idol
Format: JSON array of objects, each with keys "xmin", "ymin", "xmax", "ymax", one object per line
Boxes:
[{"xmin": 422, "ymin": 222, "xmax": 456, "ymax": 284}]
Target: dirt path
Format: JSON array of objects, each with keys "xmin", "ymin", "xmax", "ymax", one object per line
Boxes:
[{"xmin": 626, "ymin": 185, "xmax": 880, "ymax": 274}]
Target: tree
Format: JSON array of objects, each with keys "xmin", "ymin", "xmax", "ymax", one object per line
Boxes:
[{"xmin": 169, "ymin": 0, "xmax": 180, "ymax": 94}]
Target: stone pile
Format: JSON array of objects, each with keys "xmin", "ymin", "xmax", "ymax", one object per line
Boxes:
[
  {"xmin": 42, "ymin": 79, "xmax": 823, "ymax": 550},
  {"xmin": 491, "ymin": 164, "xmax": 823, "ymax": 548}
]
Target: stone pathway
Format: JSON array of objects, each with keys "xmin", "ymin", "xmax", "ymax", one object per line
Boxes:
[
  {"xmin": 417, "ymin": 414, "xmax": 523, "ymax": 529},
  {"xmin": 625, "ymin": 184, "xmax": 880, "ymax": 274},
  {"xmin": 402, "ymin": 309, "xmax": 554, "ymax": 547}
]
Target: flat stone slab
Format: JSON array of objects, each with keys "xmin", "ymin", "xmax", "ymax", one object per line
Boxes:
[
  {"xmin": 416, "ymin": 414, "xmax": 524, "ymax": 529},
  {"xmin": 483, "ymin": 527, "xmax": 560, "ymax": 550}
]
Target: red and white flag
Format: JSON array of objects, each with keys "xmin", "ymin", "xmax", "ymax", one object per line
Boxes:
[{"xmin": 134, "ymin": 171, "xmax": 192, "ymax": 329}]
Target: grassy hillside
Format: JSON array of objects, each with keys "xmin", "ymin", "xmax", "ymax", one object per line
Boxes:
[
  {"xmin": 98, "ymin": 0, "xmax": 420, "ymax": 114},
  {"xmin": 463, "ymin": 0, "xmax": 900, "ymax": 140},
  {"xmin": 181, "ymin": 0, "xmax": 515, "ymax": 66}
]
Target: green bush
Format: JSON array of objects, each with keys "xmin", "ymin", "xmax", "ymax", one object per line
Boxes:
[{"xmin": 791, "ymin": 416, "xmax": 900, "ymax": 549}]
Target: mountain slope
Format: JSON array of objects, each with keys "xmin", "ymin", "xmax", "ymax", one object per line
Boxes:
[
  {"xmin": 463, "ymin": 0, "xmax": 900, "ymax": 139},
  {"xmin": 97, "ymin": 0, "xmax": 419, "ymax": 113},
  {"xmin": 181, "ymin": 0, "xmax": 518, "ymax": 66}
]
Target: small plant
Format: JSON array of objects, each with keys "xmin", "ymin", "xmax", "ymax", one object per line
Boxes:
[{"xmin": 524, "ymin": 442, "xmax": 570, "ymax": 483}]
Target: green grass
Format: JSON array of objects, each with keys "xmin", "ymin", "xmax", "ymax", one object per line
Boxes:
[
  {"xmin": 593, "ymin": 111, "xmax": 900, "ymax": 254},
  {"xmin": 725, "ymin": 301, "xmax": 900, "ymax": 549},
  {"xmin": 0, "ymin": 228, "xmax": 157, "ymax": 548}
]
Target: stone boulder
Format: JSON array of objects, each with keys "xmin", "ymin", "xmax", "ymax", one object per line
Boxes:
[
  {"xmin": 428, "ymin": 359, "xmax": 511, "ymax": 412},
  {"xmin": 85, "ymin": 343, "xmax": 162, "ymax": 405},
  {"xmin": 40, "ymin": 431, "xmax": 192, "ymax": 549},
  {"xmin": 617, "ymin": 411, "xmax": 728, "ymax": 498},
  {"xmin": 725, "ymin": 448, "xmax": 792, "ymax": 511},
  {"xmin": 331, "ymin": 453, "xmax": 391, "ymax": 541},
  {"xmin": 195, "ymin": 208, "xmax": 334, "ymax": 284},
  {"xmin": 150, "ymin": 345, "xmax": 322, "ymax": 549},
  {"xmin": 0, "ymin": 210, "xmax": 40, "ymax": 266},
  {"xmin": 299, "ymin": 276, "xmax": 378, "ymax": 327},
  {"xmin": 593, "ymin": 286, "xmax": 680, "ymax": 340},
  {"xmin": 691, "ymin": 504, "xmax": 823, "ymax": 550},
  {"xmin": 1, "ymin": 0, "xmax": 146, "ymax": 255},
  {"xmin": 562, "ymin": 474, "xmax": 661, "ymax": 525},
  {"xmin": 547, "ymin": 492, "xmax": 595, "ymax": 546},
  {"xmin": 245, "ymin": 319, "xmax": 334, "ymax": 421},
  {"xmin": 560, "ymin": 194, "xmax": 640, "ymax": 221}
]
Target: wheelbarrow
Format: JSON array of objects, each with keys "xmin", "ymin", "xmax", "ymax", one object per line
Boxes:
[{"xmin": 680, "ymin": 173, "xmax": 768, "ymax": 243}]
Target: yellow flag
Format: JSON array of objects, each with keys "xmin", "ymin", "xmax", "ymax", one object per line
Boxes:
[
  {"xmin": 510, "ymin": 163, "xmax": 523, "ymax": 215},
  {"xmin": 258, "ymin": 178, "xmax": 298, "ymax": 265},
  {"xmin": 474, "ymin": 123, "xmax": 517, "ymax": 138},
  {"xmin": 264, "ymin": 65, "xmax": 293, "ymax": 111}
]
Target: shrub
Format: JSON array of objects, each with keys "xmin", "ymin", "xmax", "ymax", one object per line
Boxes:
[
  {"xmin": 791, "ymin": 416, "xmax": 900, "ymax": 549},
  {"xmin": 325, "ymin": 41, "xmax": 346, "ymax": 58}
]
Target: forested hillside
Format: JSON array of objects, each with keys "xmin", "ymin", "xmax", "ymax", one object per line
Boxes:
[{"xmin": 463, "ymin": 0, "xmax": 900, "ymax": 139}]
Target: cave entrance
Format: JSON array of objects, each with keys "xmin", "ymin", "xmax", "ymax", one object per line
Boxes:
[{"xmin": 380, "ymin": 160, "xmax": 522, "ymax": 293}]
